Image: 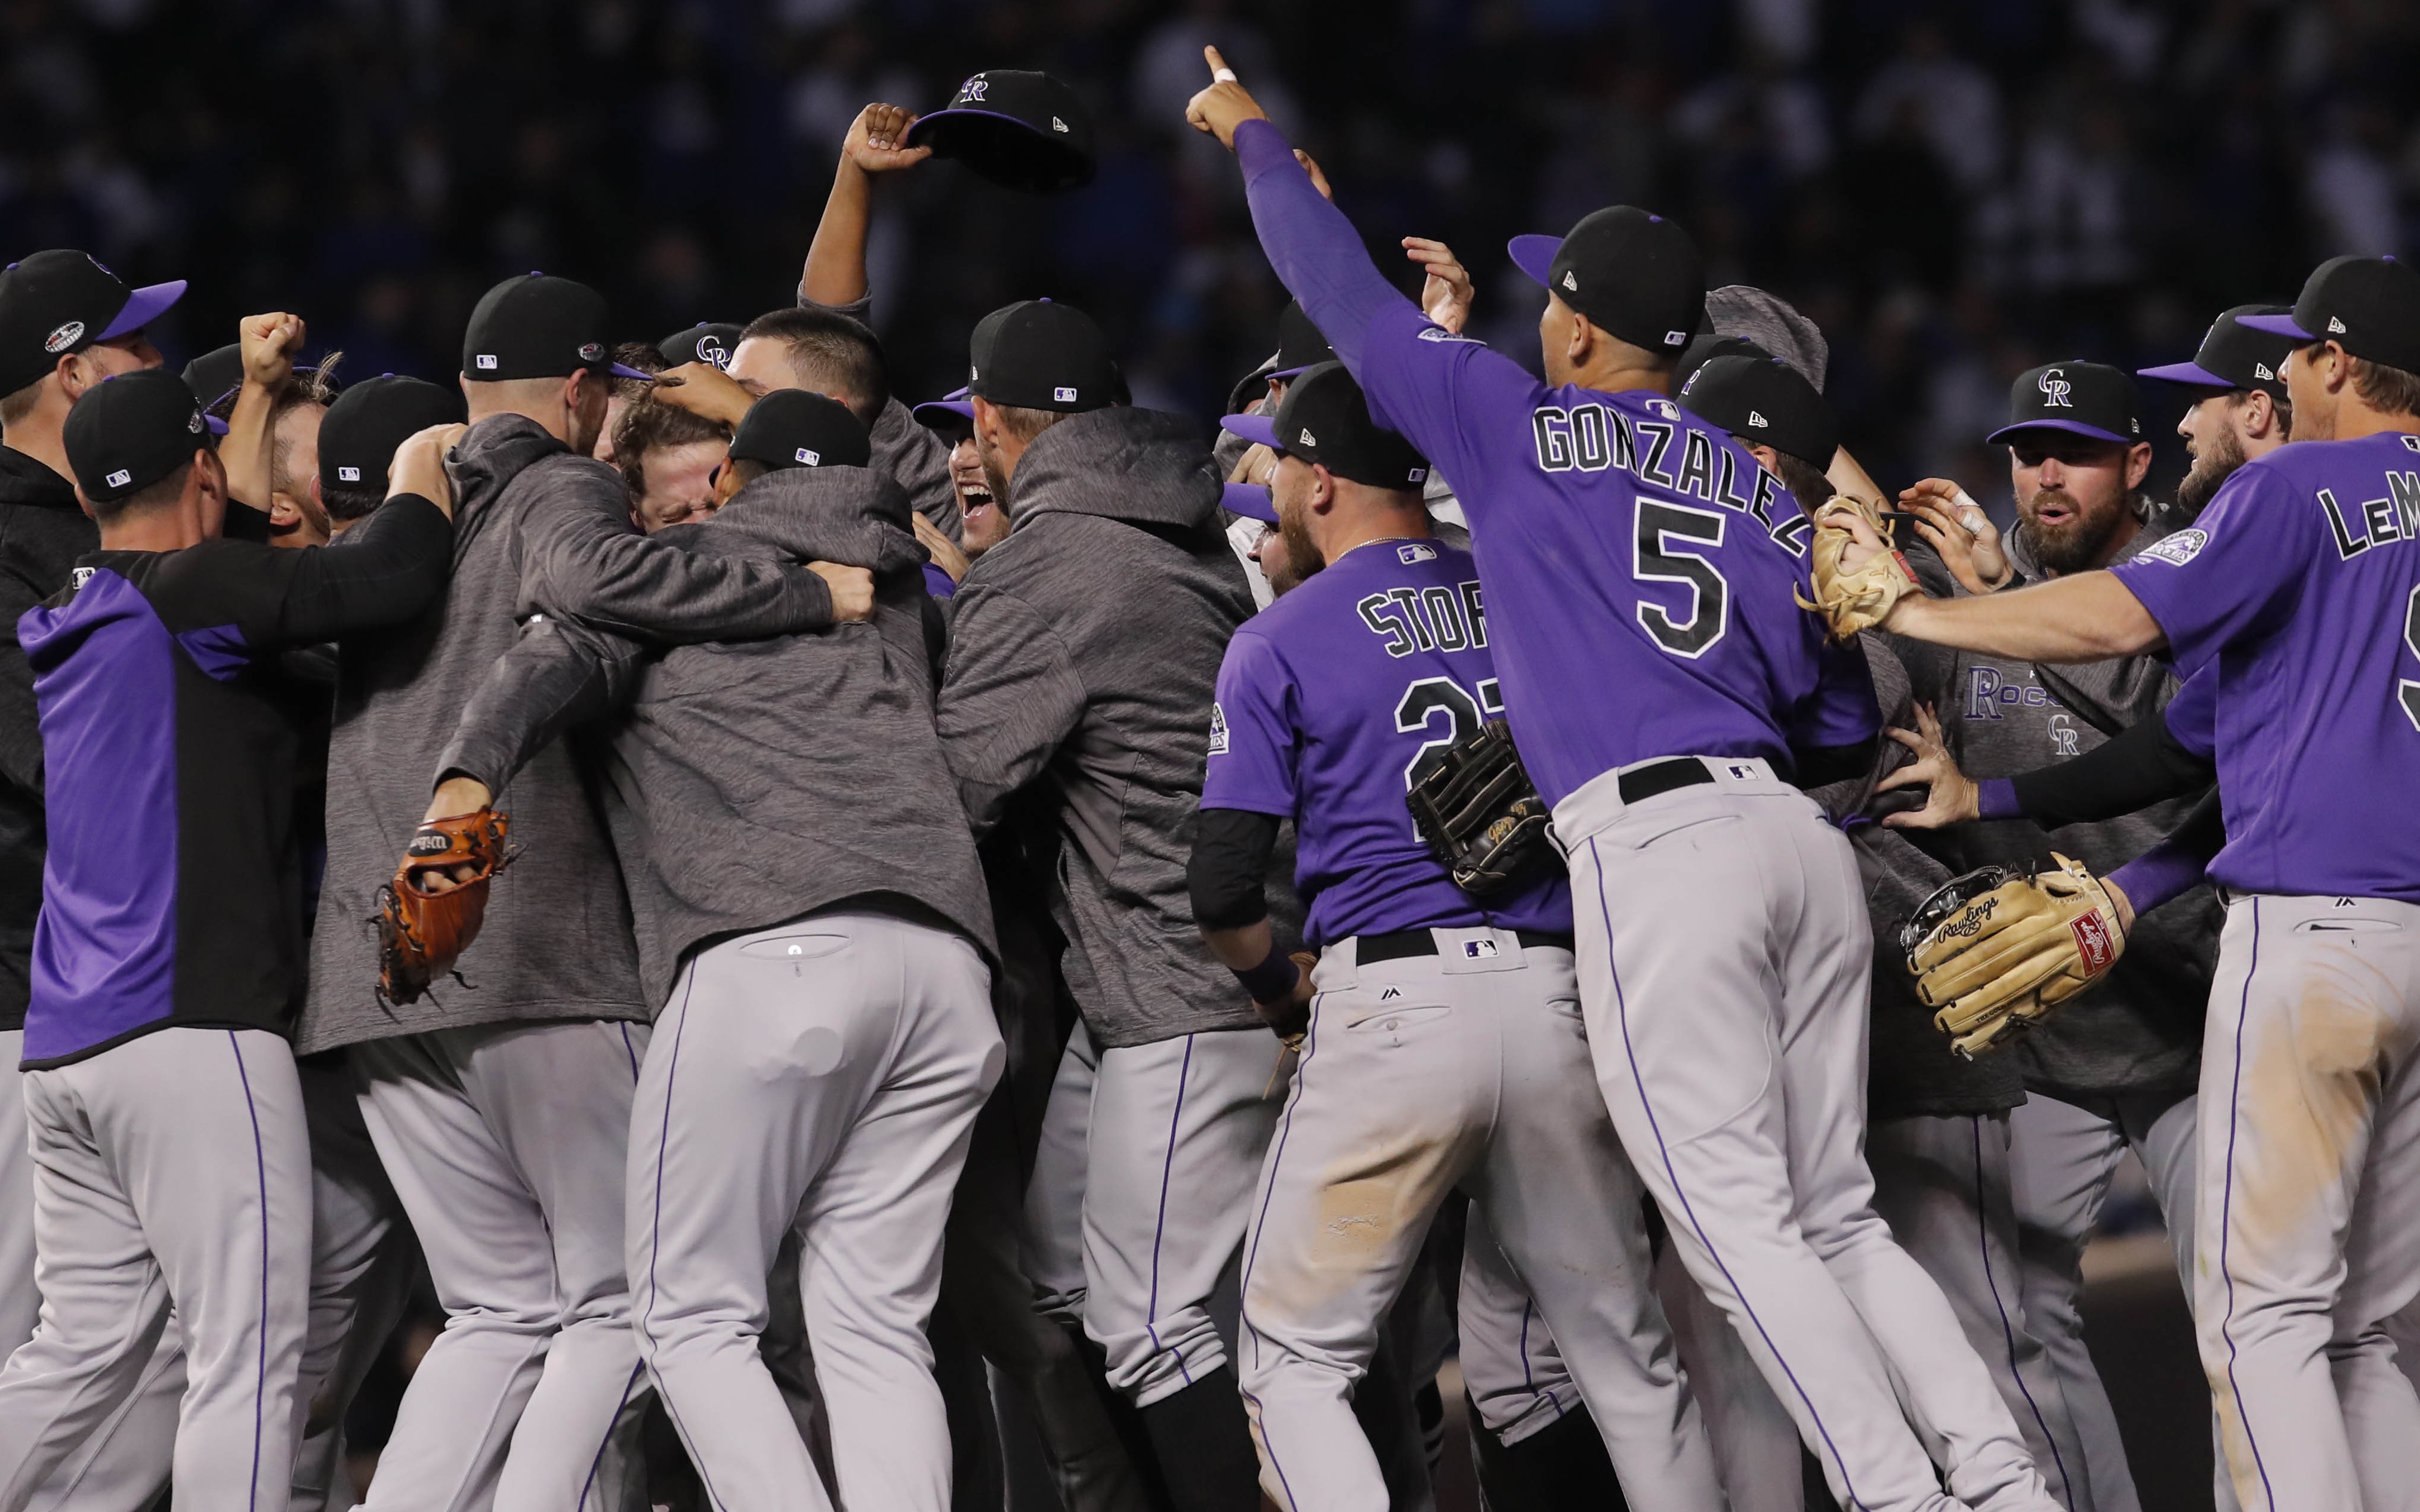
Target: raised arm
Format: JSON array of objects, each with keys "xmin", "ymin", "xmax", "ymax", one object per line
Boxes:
[
  {"xmin": 273, "ymin": 423, "xmax": 465, "ymax": 643},
  {"xmin": 800, "ymin": 103, "xmax": 931, "ymax": 310},
  {"xmin": 435, "ymin": 613, "xmax": 646, "ymax": 802}
]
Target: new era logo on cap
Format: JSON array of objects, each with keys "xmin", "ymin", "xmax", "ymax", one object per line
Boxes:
[
  {"xmin": 2255, "ymin": 361, "xmax": 2275, "ymax": 380},
  {"xmin": 44, "ymin": 320, "xmax": 83, "ymax": 354},
  {"xmin": 794, "ymin": 447, "xmax": 820, "ymax": 466},
  {"xmin": 1561, "ymin": 271, "xmax": 1578, "ymax": 291},
  {"xmin": 1297, "ymin": 428, "xmax": 1316, "ymax": 446},
  {"xmin": 337, "ymin": 466, "xmax": 362, "ymax": 482},
  {"xmin": 2330, "ymin": 316, "xmax": 2349, "ymax": 333},
  {"xmin": 1748, "ymin": 410, "xmax": 1768, "ymax": 428},
  {"xmin": 1052, "ymin": 116, "xmax": 1069, "ymax": 132},
  {"xmin": 104, "ymin": 468, "xmax": 131, "ymax": 488}
]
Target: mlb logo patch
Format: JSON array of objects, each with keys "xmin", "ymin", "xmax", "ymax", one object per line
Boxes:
[
  {"xmin": 1396, "ymin": 542, "xmax": 1437, "ymax": 564},
  {"xmin": 337, "ymin": 466, "xmax": 362, "ymax": 482},
  {"xmin": 1408, "ymin": 467, "xmax": 1427, "ymax": 483},
  {"xmin": 1663, "ymin": 329, "xmax": 1686, "ymax": 345},
  {"xmin": 1461, "ymin": 938, "xmax": 1500, "ymax": 960},
  {"xmin": 1054, "ymin": 386, "xmax": 1077, "ymax": 402},
  {"xmin": 105, "ymin": 469, "xmax": 132, "ymax": 488},
  {"xmin": 476, "ymin": 354, "xmax": 498, "ymax": 370},
  {"xmin": 794, "ymin": 447, "xmax": 820, "ymax": 466}
]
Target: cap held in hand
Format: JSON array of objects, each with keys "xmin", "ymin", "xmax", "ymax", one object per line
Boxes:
[
  {"xmin": 2239, "ymin": 255, "xmax": 2420, "ymax": 375},
  {"xmin": 1508, "ymin": 207, "xmax": 1704, "ymax": 359},
  {"xmin": 1220, "ymin": 361, "xmax": 1430, "ymax": 491},
  {"xmin": 906, "ymin": 70, "xmax": 1095, "ymax": 195},
  {"xmin": 729, "ymin": 389, "xmax": 872, "ymax": 474},
  {"xmin": 1986, "ymin": 361, "xmax": 2140, "ymax": 447},
  {"xmin": 0, "ymin": 249, "xmax": 187, "ymax": 396},
  {"xmin": 968, "ymin": 301, "xmax": 1118, "ymax": 414},
  {"xmin": 462, "ymin": 273, "xmax": 655, "ymax": 384},
  {"xmin": 63, "ymin": 369, "xmax": 216, "ymax": 506},
  {"xmin": 2140, "ymin": 305, "xmax": 2297, "ymax": 401},
  {"xmin": 1677, "ymin": 354, "xmax": 1838, "ymax": 468},
  {"xmin": 1270, "ymin": 302, "xmax": 1335, "ymax": 379},
  {"xmin": 320, "ymin": 376, "xmax": 466, "ymax": 493}
]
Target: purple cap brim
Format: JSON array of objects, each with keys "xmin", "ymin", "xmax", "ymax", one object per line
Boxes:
[
  {"xmin": 1268, "ymin": 363, "xmax": 1318, "ymax": 381},
  {"xmin": 2137, "ymin": 360, "xmax": 2234, "ymax": 388},
  {"xmin": 203, "ymin": 413, "xmax": 229, "ymax": 437},
  {"xmin": 2237, "ymin": 312, "xmax": 2314, "ymax": 341},
  {"xmin": 913, "ymin": 386, "xmax": 976, "ymax": 431},
  {"xmin": 1221, "ymin": 482, "xmax": 1279, "ymax": 525},
  {"xmin": 97, "ymin": 280, "xmax": 186, "ymax": 341},
  {"xmin": 1983, "ymin": 418, "xmax": 2136, "ymax": 447},
  {"xmin": 1220, "ymin": 413, "xmax": 1282, "ymax": 450},
  {"xmin": 908, "ymin": 107, "xmax": 1058, "ymax": 141},
  {"xmin": 1507, "ymin": 234, "xmax": 1561, "ymax": 290},
  {"xmin": 609, "ymin": 362, "xmax": 657, "ymax": 381}
]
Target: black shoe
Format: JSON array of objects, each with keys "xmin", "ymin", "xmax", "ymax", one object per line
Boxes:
[
  {"xmin": 1469, "ymin": 1396, "xmax": 1629, "ymax": 1512},
  {"xmin": 1137, "ymin": 1369, "xmax": 1265, "ymax": 1512}
]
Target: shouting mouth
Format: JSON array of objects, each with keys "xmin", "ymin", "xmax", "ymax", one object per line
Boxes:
[{"xmin": 959, "ymin": 480, "xmax": 996, "ymax": 525}]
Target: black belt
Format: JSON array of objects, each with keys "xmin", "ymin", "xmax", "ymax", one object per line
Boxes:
[
  {"xmin": 1618, "ymin": 756, "xmax": 1718, "ymax": 805},
  {"xmin": 1356, "ymin": 928, "xmax": 1576, "ymax": 965}
]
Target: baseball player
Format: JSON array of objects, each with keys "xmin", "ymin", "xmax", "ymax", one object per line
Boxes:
[
  {"xmin": 297, "ymin": 272, "xmax": 859, "ymax": 1512},
  {"xmin": 1876, "ymin": 308, "xmax": 2300, "ymax": 1512},
  {"xmin": 0, "ymin": 368, "xmax": 456, "ymax": 1509},
  {"xmin": 1823, "ymin": 252, "xmax": 2420, "ymax": 1511},
  {"xmin": 1190, "ymin": 358, "xmax": 1724, "ymax": 1511},
  {"xmin": 932, "ymin": 296, "xmax": 1275, "ymax": 1509},
  {"xmin": 1189, "ymin": 54, "xmax": 2063, "ymax": 1512},
  {"xmin": 410, "ymin": 389, "xmax": 998, "ymax": 1512}
]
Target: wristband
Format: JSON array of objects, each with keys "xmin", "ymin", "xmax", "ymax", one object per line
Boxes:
[
  {"xmin": 1977, "ymin": 778, "xmax": 2022, "ymax": 821},
  {"xmin": 2109, "ymin": 840, "xmax": 2204, "ymax": 919},
  {"xmin": 1230, "ymin": 945, "xmax": 1299, "ymax": 1006}
]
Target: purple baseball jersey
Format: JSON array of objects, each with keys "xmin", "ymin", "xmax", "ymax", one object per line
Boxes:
[
  {"xmin": 1200, "ymin": 537, "xmax": 1570, "ymax": 948},
  {"xmin": 2110, "ymin": 430, "xmax": 2420, "ymax": 901},
  {"xmin": 1357, "ymin": 305, "xmax": 1878, "ymax": 806},
  {"xmin": 2163, "ymin": 665, "xmax": 2215, "ymax": 760}
]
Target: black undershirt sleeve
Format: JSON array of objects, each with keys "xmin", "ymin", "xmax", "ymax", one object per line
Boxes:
[
  {"xmin": 274, "ymin": 494, "xmax": 453, "ymax": 644},
  {"xmin": 2008, "ymin": 713, "xmax": 2217, "ymax": 829},
  {"xmin": 1189, "ymin": 806, "xmax": 1282, "ymax": 931}
]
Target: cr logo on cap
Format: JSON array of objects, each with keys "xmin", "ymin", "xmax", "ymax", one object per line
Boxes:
[
  {"xmin": 961, "ymin": 76, "xmax": 989, "ymax": 102},
  {"xmin": 43, "ymin": 320, "xmax": 84, "ymax": 354},
  {"xmin": 2037, "ymin": 369, "xmax": 2073, "ymax": 407},
  {"xmin": 794, "ymin": 447, "xmax": 820, "ymax": 466},
  {"xmin": 697, "ymin": 336, "xmax": 729, "ymax": 369}
]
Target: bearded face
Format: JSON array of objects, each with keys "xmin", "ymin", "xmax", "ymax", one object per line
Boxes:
[{"xmin": 2008, "ymin": 433, "xmax": 2141, "ymax": 576}]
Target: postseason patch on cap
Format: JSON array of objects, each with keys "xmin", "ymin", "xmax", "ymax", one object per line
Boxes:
[{"xmin": 44, "ymin": 320, "xmax": 84, "ymax": 354}]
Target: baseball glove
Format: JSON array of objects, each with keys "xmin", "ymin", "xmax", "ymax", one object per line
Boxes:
[
  {"xmin": 375, "ymin": 808, "xmax": 514, "ymax": 1005},
  {"xmin": 1798, "ymin": 496, "xmax": 1922, "ymax": 640},
  {"xmin": 1406, "ymin": 719, "xmax": 1561, "ymax": 895},
  {"xmin": 1902, "ymin": 853, "xmax": 2126, "ymax": 1059}
]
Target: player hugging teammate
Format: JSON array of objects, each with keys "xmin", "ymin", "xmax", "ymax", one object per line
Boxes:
[{"xmin": 2, "ymin": 45, "xmax": 2418, "ymax": 1512}]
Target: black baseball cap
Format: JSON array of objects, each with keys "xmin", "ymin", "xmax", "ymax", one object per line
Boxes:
[
  {"xmin": 907, "ymin": 71, "xmax": 1095, "ymax": 195},
  {"xmin": 63, "ymin": 369, "xmax": 218, "ymax": 506},
  {"xmin": 0, "ymin": 250, "xmax": 186, "ymax": 397},
  {"xmin": 913, "ymin": 385, "xmax": 976, "ymax": 437},
  {"xmin": 462, "ymin": 273, "xmax": 654, "ymax": 383},
  {"xmin": 1508, "ymin": 207, "xmax": 1703, "ymax": 358},
  {"xmin": 658, "ymin": 321, "xmax": 744, "ymax": 372},
  {"xmin": 2240, "ymin": 256, "xmax": 2420, "ymax": 373},
  {"xmin": 1220, "ymin": 361, "xmax": 1430, "ymax": 491},
  {"xmin": 967, "ymin": 300, "xmax": 1117, "ymax": 413},
  {"xmin": 1676, "ymin": 354, "xmax": 1838, "ymax": 467},
  {"xmin": 1270, "ymin": 302, "xmax": 1335, "ymax": 380},
  {"xmin": 319, "ymin": 376, "xmax": 464, "ymax": 493},
  {"xmin": 2140, "ymin": 305, "xmax": 2296, "ymax": 402},
  {"xmin": 1674, "ymin": 332, "xmax": 1770, "ymax": 394},
  {"xmin": 182, "ymin": 343, "xmax": 243, "ymax": 411},
  {"xmin": 1985, "ymin": 361, "xmax": 2143, "ymax": 447},
  {"xmin": 729, "ymin": 389, "xmax": 871, "ymax": 472}
]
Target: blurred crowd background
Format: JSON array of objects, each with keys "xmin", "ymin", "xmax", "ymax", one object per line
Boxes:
[{"xmin": 7, "ymin": 0, "xmax": 2414, "ymax": 511}]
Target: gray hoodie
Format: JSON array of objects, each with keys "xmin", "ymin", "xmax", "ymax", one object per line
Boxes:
[
  {"xmin": 937, "ymin": 407, "xmax": 1258, "ymax": 1049},
  {"xmin": 436, "ymin": 466, "xmax": 993, "ymax": 1007},
  {"xmin": 1882, "ymin": 511, "xmax": 2219, "ymax": 1101},
  {"xmin": 298, "ymin": 414, "xmax": 838, "ymax": 1054}
]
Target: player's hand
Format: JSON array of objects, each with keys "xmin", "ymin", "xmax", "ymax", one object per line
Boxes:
[
  {"xmin": 389, "ymin": 423, "xmax": 469, "ymax": 518},
  {"xmin": 1294, "ymin": 149, "xmax": 1334, "ymax": 202},
  {"xmin": 1876, "ymin": 704, "xmax": 1980, "ymax": 828},
  {"xmin": 413, "ymin": 775, "xmax": 495, "ymax": 893},
  {"xmin": 1255, "ymin": 950, "xmax": 1318, "ymax": 1047},
  {"xmin": 239, "ymin": 312, "xmax": 306, "ymax": 388},
  {"xmin": 1900, "ymin": 478, "xmax": 2009, "ymax": 591},
  {"xmin": 650, "ymin": 361, "xmax": 754, "ymax": 428},
  {"xmin": 1185, "ymin": 45, "xmax": 1270, "ymax": 150},
  {"xmin": 1228, "ymin": 441, "xmax": 1280, "ymax": 489},
  {"xmin": 841, "ymin": 102, "xmax": 932, "ymax": 175},
  {"xmin": 809, "ymin": 561, "xmax": 876, "ymax": 622},
  {"xmin": 913, "ymin": 512, "xmax": 969, "ymax": 585},
  {"xmin": 1405, "ymin": 237, "xmax": 1475, "ymax": 335}
]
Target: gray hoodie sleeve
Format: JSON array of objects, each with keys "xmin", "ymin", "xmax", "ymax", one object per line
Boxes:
[
  {"xmin": 436, "ymin": 614, "xmax": 647, "ymax": 795},
  {"xmin": 934, "ymin": 584, "xmax": 1088, "ymax": 841},
  {"xmin": 516, "ymin": 459, "xmax": 836, "ymax": 643}
]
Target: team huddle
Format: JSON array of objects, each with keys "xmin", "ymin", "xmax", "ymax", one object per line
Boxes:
[{"xmin": 0, "ymin": 42, "xmax": 2407, "ymax": 1512}]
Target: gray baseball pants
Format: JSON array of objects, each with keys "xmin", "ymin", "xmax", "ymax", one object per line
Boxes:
[
  {"xmin": 2195, "ymin": 893, "xmax": 2420, "ymax": 1512},
  {"xmin": 1870, "ymin": 1111, "xmax": 2091, "ymax": 1510},
  {"xmin": 351, "ymin": 1020, "xmax": 652, "ymax": 1512},
  {"xmin": 627, "ymin": 910, "xmax": 1001, "ymax": 1512},
  {"xmin": 1559, "ymin": 757, "xmax": 2057, "ymax": 1512},
  {"xmin": 0, "ymin": 1027, "xmax": 310, "ymax": 1512},
  {"xmin": 1237, "ymin": 930, "xmax": 1724, "ymax": 1512}
]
